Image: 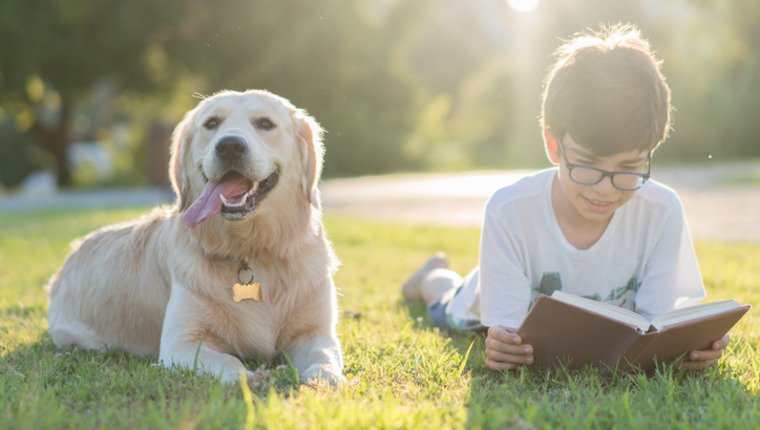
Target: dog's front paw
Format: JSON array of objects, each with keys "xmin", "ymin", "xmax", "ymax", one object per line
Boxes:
[{"xmin": 301, "ymin": 365, "xmax": 346, "ymax": 386}]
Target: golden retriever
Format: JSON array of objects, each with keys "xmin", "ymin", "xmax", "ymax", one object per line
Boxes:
[{"xmin": 46, "ymin": 90, "xmax": 344, "ymax": 385}]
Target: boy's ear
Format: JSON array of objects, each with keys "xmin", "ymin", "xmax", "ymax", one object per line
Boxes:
[{"xmin": 543, "ymin": 129, "xmax": 561, "ymax": 165}]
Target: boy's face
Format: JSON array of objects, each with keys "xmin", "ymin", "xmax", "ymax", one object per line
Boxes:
[{"xmin": 545, "ymin": 132, "xmax": 650, "ymax": 224}]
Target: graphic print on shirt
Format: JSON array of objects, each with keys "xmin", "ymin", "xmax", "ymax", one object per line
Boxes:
[
  {"xmin": 537, "ymin": 272, "xmax": 562, "ymax": 297},
  {"xmin": 604, "ymin": 277, "xmax": 641, "ymax": 310},
  {"xmin": 534, "ymin": 273, "xmax": 641, "ymax": 310}
]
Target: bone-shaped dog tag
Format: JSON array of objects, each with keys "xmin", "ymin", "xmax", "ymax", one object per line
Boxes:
[{"xmin": 232, "ymin": 282, "xmax": 261, "ymax": 302}]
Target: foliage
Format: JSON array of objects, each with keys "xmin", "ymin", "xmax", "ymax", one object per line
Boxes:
[
  {"xmin": 0, "ymin": 0, "xmax": 187, "ymax": 186},
  {"xmin": 656, "ymin": 1, "xmax": 760, "ymax": 162},
  {"xmin": 162, "ymin": 0, "xmax": 420, "ymax": 176},
  {"xmin": 0, "ymin": 0, "xmax": 421, "ymax": 186},
  {"xmin": 0, "ymin": 209, "xmax": 758, "ymax": 429},
  {"xmin": 0, "ymin": 120, "xmax": 41, "ymax": 187},
  {"xmin": 1, "ymin": 0, "xmax": 760, "ymax": 188}
]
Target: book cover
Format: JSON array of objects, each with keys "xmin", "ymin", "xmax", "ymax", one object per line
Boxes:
[{"xmin": 516, "ymin": 294, "xmax": 750, "ymax": 371}]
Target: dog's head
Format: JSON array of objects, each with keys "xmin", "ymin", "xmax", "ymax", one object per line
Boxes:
[{"xmin": 168, "ymin": 90, "xmax": 324, "ymax": 229}]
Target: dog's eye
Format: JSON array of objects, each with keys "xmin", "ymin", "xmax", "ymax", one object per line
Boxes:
[
  {"xmin": 204, "ymin": 117, "xmax": 221, "ymax": 130},
  {"xmin": 255, "ymin": 117, "xmax": 276, "ymax": 131}
]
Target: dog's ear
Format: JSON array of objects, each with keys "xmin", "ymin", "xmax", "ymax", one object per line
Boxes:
[
  {"xmin": 169, "ymin": 109, "xmax": 196, "ymax": 211},
  {"xmin": 294, "ymin": 109, "xmax": 325, "ymax": 208}
]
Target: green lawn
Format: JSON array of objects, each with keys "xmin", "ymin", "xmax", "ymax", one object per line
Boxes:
[{"xmin": 1, "ymin": 208, "xmax": 758, "ymax": 429}]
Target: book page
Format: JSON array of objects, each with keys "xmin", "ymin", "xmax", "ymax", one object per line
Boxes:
[
  {"xmin": 551, "ymin": 291, "xmax": 650, "ymax": 332},
  {"xmin": 650, "ymin": 299, "xmax": 743, "ymax": 331}
]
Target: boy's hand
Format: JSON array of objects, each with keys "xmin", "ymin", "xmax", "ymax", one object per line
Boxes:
[
  {"xmin": 680, "ymin": 334, "xmax": 730, "ymax": 370},
  {"xmin": 484, "ymin": 325, "xmax": 534, "ymax": 371}
]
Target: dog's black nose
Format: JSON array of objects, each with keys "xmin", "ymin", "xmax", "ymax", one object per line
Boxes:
[{"xmin": 215, "ymin": 136, "xmax": 248, "ymax": 161}]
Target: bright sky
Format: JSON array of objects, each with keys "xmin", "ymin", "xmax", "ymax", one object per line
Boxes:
[{"xmin": 507, "ymin": 0, "xmax": 540, "ymax": 13}]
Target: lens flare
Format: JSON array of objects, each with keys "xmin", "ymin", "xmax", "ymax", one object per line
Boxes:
[{"xmin": 507, "ymin": 0, "xmax": 540, "ymax": 13}]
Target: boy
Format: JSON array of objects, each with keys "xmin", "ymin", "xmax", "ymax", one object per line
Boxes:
[{"xmin": 401, "ymin": 24, "xmax": 729, "ymax": 371}]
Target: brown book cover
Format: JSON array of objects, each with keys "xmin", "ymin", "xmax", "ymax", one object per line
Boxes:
[{"xmin": 516, "ymin": 294, "xmax": 750, "ymax": 371}]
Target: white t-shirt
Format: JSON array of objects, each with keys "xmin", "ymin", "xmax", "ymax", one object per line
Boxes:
[{"xmin": 448, "ymin": 168, "xmax": 705, "ymax": 329}]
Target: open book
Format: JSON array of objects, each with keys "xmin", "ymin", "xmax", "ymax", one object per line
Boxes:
[{"xmin": 516, "ymin": 291, "xmax": 750, "ymax": 371}]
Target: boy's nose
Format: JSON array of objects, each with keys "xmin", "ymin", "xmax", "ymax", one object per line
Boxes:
[{"xmin": 591, "ymin": 176, "xmax": 617, "ymax": 194}]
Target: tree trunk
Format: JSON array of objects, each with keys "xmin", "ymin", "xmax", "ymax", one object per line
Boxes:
[
  {"xmin": 33, "ymin": 97, "xmax": 73, "ymax": 188},
  {"xmin": 49, "ymin": 135, "xmax": 72, "ymax": 187}
]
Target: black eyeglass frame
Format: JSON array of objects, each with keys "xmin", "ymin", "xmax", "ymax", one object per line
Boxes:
[{"xmin": 556, "ymin": 138, "xmax": 651, "ymax": 191}]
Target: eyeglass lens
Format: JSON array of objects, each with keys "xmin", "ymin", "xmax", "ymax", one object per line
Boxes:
[{"xmin": 569, "ymin": 167, "xmax": 644, "ymax": 190}]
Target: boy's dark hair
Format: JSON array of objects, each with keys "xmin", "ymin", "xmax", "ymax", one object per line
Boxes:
[{"xmin": 540, "ymin": 24, "xmax": 672, "ymax": 155}]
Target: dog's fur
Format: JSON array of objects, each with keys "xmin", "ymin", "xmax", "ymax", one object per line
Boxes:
[{"xmin": 46, "ymin": 90, "xmax": 344, "ymax": 384}]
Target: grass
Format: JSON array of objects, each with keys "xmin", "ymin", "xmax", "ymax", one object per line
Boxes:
[{"xmin": 1, "ymin": 208, "xmax": 758, "ymax": 429}]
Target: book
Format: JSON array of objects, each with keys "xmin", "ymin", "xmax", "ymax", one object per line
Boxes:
[{"xmin": 516, "ymin": 291, "xmax": 750, "ymax": 371}]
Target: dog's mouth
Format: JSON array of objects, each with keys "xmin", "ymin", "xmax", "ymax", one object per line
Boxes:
[{"xmin": 183, "ymin": 169, "xmax": 279, "ymax": 229}]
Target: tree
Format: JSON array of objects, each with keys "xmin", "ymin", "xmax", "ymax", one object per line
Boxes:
[
  {"xmin": 0, "ymin": 0, "xmax": 184, "ymax": 186},
  {"xmin": 658, "ymin": 0, "xmax": 760, "ymax": 161},
  {"xmin": 0, "ymin": 0, "xmax": 422, "ymax": 183}
]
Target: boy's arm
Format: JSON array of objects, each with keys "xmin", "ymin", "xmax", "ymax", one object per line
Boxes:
[
  {"xmin": 478, "ymin": 199, "xmax": 532, "ymax": 329},
  {"xmin": 478, "ymin": 195, "xmax": 537, "ymax": 370},
  {"xmin": 634, "ymin": 194, "xmax": 705, "ymax": 321},
  {"xmin": 635, "ymin": 193, "xmax": 731, "ymax": 369}
]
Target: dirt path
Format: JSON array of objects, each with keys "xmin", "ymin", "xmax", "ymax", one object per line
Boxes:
[
  {"xmin": 2, "ymin": 165, "xmax": 759, "ymax": 242},
  {"xmin": 321, "ymin": 168, "xmax": 760, "ymax": 243}
]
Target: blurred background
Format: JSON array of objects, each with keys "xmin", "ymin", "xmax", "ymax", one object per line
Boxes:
[{"xmin": 0, "ymin": 0, "xmax": 758, "ymax": 192}]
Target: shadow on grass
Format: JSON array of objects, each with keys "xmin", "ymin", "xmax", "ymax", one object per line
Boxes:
[
  {"xmin": 0, "ymin": 318, "xmax": 309, "ymax": 429},
  {"xmin": 1, "ymin": 335, "xmax": 258, "ymax": 428},
  {"xmin": 396, "ymin": 299, "xmax": 758, "ymax": 428},
  {"xmin": 468, "ymin": 350, "xmax": 760, "ymax": 428}
]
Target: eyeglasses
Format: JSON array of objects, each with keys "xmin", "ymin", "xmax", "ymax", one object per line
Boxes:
[{"xmin": 556, "ymin": 138, "xmax": 651, "ymax": 191}]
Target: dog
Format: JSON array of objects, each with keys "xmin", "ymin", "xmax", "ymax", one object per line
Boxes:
[{"xmin": 46, "ymin": 90, "xmax": 344, "ymax": 385}]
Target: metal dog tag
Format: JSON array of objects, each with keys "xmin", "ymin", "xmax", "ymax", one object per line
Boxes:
[
  {"xmin": 233, "ymin": 262, "xmax": 261, "ymax": 302},
  {"xmin": 232, "ymin": 282, "xmax": 261, "ymax": 302}
]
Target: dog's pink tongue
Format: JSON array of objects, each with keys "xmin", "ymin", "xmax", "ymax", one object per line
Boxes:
[{"xmin": 184, "ymin": 177, "xmax": 251, "ymax": 229}]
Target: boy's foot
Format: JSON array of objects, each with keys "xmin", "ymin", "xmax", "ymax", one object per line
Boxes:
[{"xmin": 401, "ymin": 252, "xmax": 450, "ymax": 301}]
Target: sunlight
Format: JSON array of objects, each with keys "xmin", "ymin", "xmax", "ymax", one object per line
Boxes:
[{"xmin": 507, "ymin": 0, "xmax": 540, "ymax": 13}]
